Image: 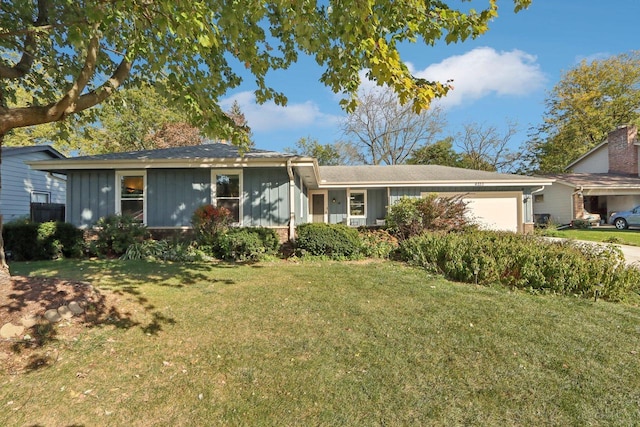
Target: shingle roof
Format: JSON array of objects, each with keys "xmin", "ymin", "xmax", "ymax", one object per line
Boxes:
[
  {"xmin": 544, "ymin": 173, "xmax": 640, "ymax": 189},
  {"xmin": 2, "ymin": 145, "xmax": 65, "ymax": 159},
  {"xmin": 68, "ymin": 143, "xmax": 293, "ymax": 161},
  {"xmin": 319, "ymin": 165, "xmax": 546, "ymax": 185}
]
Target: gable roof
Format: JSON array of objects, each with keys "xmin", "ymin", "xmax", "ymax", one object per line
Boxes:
[
  {"xmin": 2, "ymin": 145, "xmax": 65, "ymax": 159},
  {"xmin": 319, "ymin": 165, "xmax": 552, "ymax": 188}
]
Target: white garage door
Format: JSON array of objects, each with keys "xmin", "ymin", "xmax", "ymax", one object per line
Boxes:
[{"xmin": 463, "ymin": 194, "xmax": 519, "ymax": 232}]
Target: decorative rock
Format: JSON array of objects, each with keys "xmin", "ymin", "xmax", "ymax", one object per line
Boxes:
[
  {"xmin": 45, "ymin": 309, "xmax": 62, "ymax": 323},
  {"xmin": 68, "ymin": 301, "xmax": 84, "ymax": 315},
  {"xmin": 20, "ymin": 314, "xmax": 39, "ymax": 328},
  {"xmin": 58, "ymin": 305, "xmax": 73, "ymax": 320},
  {"xmin": 1, "ymin": 322, "xmax": 25, "ymax": 338}
]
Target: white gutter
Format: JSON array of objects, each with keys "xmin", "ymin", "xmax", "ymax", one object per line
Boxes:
[{"xmin": 286, "ymin": 159, "xmax": 296, "ymax": 242}]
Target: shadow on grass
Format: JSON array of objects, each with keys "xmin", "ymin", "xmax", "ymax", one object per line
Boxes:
[{"xmin": 2, "ymin": 260, "xmax": 241, "ymax": 373}]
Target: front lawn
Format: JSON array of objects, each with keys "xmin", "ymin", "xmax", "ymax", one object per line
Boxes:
[
  {"xmin": 543, "ymin": 227, "xmax": 640, "ymax": 246},
  {"xmin": 2, "ymin": 259, "xmax": 640, "ymax": 426}
]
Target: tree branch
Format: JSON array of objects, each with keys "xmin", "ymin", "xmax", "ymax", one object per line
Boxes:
[
  {"xmin": 0, "ymin": 0, "xmax": 49, "ymax": 79},
  {"xmin": 0, "ymin": 57, "xmax": 131, "ymax": 134}
]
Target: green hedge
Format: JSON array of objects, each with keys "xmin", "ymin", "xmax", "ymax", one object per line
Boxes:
[
  {"xmin": 3, "ymin": 220, "xmax": 84, "ymax": 261},
  {"xmin": 399, "ymin": 230, "xmax": 640, "ymax": 301},
  {"xmin": 296, "ymin": 223, "xmax": 362, "ymax": 260},
  {"xmin": 216, "ymin": 227, "xmax": 280, "ymax": 262}
]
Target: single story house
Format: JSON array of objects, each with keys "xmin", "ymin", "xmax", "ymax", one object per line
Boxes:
[
  {"xmin": 533, "ymin": 125, "xmax": 640, "ymax": 225},
  {"xmin": 1, "ymin": 145, "xmax": 66, "ymax": 222},
  {"xmin": 28, "ymin": 143, "xmax": 552, "ymax": 240}
]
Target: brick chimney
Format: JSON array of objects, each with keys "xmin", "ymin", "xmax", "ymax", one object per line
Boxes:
[{"xmin": 608, "ymin": 125, "xmax": 638, "ymax": 175}]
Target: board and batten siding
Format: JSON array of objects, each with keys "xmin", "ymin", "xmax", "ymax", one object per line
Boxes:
[
  {"xmin": 146, "ymin": 169, "xmax": 210, "ymax": 227},
  {"xmin": 1, "ymin": 150, "xmax": 66, "ymax": 222},
  {"xmin": 242, "ymin": 168, "xmax": 290, "ymax": 227},
  {"xmin": 66, "ymin": 170, "xmax": 115, "ymax": 228}
]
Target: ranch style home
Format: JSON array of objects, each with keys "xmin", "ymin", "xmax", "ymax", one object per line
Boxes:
[
  {"xmin": 28, "ymin": 143, "xmax": 552, "ymax": 240},
  {"xmin": 534, "ymin": 125, "xmax": 640, "ymax": 225}
]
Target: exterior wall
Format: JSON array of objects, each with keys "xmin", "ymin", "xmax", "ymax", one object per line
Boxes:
[
  {"xmin": 532, "ymin": 183, "xmax": 574, "ymax": 225},
  {"xmin": 608, "ymin": 125, "xmax": 638, "ymax": 175},
  {"xmin": 67, "ymin": 170, "xmax": 115, "ymax": 228},
  {"xmin": 147, "ymin": 169, "xmax": 210, "ymax": 227},
  {"xmin": 242, "ymin": 167, "xmax": 290, "ymax": 227},
  {"xmin": 327, "ymin": 189, "xmax": 347, "ymax": 224},
  {"xmin": 571, "ymin": 145, "xmax": 609, "ymax": 173},
  {"xmin": 1, "ymin": 151, "xmax": 66, "ymax": 222},
  {"xmin": 294, "ymin": 173, "xmax": 309, "ymax": 225}
]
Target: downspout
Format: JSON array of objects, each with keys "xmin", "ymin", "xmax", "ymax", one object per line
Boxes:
[{"xmin": 286, "ymin": 159, "xmax": 296, "ymax": 242}]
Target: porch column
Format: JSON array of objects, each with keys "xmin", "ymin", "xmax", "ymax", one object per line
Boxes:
[{"xmin": 572, "ymin": 191, "xmax": 584, "ymax": 219}]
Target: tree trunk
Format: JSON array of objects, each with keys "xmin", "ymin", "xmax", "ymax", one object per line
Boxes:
[{"xmin": 0, "ymin": 132, "xmax": 9, "ymax": 280}]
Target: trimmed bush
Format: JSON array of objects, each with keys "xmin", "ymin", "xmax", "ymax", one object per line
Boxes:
[
  {"xmin": 93, "ymin": 214, "xmax": 150, "ymax": 257},
  {"xmin": 399, "ymin": 230, "xmax": 640, "ymax": 301},
  {"xmin": 215, "ymin": 227, "xmax": 280, "ymax": 261},
  {"xmin": 3, "ymin": 220, "xmax": 84, "ymax": 261},
  {"xmin": 296, "ymin": 223, "xmax": 362, "ymax": 260}
]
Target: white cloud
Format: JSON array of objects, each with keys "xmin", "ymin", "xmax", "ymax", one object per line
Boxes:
[
  {"xmin": 411, "ymin": 47, "xmax": 546, "ymax": 108},
  {"xmin": 220, "ymin": 91, "xmax": 342, "ymax": 133}
]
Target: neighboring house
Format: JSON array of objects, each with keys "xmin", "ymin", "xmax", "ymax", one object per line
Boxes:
[
  {"xmin": 28, "ymin": 143, "xmax": 551, "ymax": 240},
  {"xmin": 1, "ymin": 145, "xmax": 66, "ymax": 222},
  {"xmin": 534, "ymin": 125, "xmax": 640, "ymax": 225}
]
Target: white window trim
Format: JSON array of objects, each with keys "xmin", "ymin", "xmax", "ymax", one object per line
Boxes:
[
  {"xmin": 348, "ymin": 189, "xmax": 367, "ymax": 219},
  {"xmin": 211, "ymin": 169, "xmax": 243, "ymax": 226},
  {"xmin": 115, "ymin": 170, "xmax": 147, "ymax": 224},
  {"xmin": 31, "ymin": 191, "xmax": 50, "ymax": 203}
]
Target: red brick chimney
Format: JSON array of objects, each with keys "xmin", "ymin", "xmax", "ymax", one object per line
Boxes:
[{"xmin": 608, "ymin": 125, "xmax": 638, "ymax": 176}]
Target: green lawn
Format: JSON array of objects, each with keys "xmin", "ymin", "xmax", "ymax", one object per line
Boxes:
[
  {"xmin": 3, "ymin": 259, "xmax": 640, "ymax": 426},
  {"xmin": 544, "ymin": 227, "xmax": 640, "ymax": 246}
]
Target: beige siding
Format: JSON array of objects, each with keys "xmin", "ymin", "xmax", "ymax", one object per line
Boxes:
[
  {"xmin": 571, "ymin": 145, "xmax": 609, "ymax": 173},
  {"xmin": 533, "ymin": 184, "xmax": 574, "ymax": 225}
]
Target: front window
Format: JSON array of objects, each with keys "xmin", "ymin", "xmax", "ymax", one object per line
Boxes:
[
  {"xmin": 349, "ymin": 190, "xmax": 366, "ymax": 217},
  {"xmin": 214, "ymin": 171, "xmax": 242, "ymax": 223},
  {"xmin": 117, "ymin": 171, "xmax": 146, "ymax": 222},
  {"xmin": 31, "ymin": 191, "xmax": 50, "ymax": 203}
]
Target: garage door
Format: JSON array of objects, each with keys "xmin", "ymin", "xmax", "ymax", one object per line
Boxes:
[{"xmin": 463, "ymin": 193, "xmax": 519, "ymax": 232}]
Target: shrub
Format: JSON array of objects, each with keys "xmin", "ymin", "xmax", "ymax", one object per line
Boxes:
[
  {"xmin": 217, "ymin": 229, "xmax": 265, "ymax": 262},
  {"xmin": 191, "ymin": 204, "xmax": 232, "ymax": 246},
  {"xmin": 399, "ymin": 230, "xmax": 640, "ymax": 301},
  {"xmin": 359, "ymin": 228, "xmax": 399, "ymax": 259},
  {"xmin": 3, "ymin": 220, "xmax": 84, "ymax": 261},
  {"xmin": 121, "ymin": 239, "xmax": 211, "ymax": 262},
  {"xmin": 94, "ymin": 214, "xmax": 150, "ymax": 257},
  {"xmin": 296, "ymin": 223, "xmax": 362, "ymax": 260},
  {"xmin": 386, "ymin": 194, "xmax": 471, "ymax": 240}
]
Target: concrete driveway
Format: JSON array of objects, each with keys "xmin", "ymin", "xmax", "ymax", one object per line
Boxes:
[{"xmin": 544, "ymin": 237, "xmax": 640, "ymax": 268}]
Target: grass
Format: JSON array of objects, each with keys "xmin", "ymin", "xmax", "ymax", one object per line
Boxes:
[
  {"xmin": 3, "ymin": 259, "xmax": 640, "ymax": 426},
  {"xmin": 543, "ymin": 227, "xmax": 640, "ymax": 246}
]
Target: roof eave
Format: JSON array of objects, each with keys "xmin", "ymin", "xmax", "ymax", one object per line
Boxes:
[{"xmin": 317, "ymin": 179, "xmax": 554, "ymax": 188}]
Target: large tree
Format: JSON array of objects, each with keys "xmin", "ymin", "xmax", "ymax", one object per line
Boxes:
[
  {"xmin": 0, "ymin": 0, "xmax": 531, "ymax": 277},
  {"xmin": 407, "ymin": 137, "xmax": 462, "ymax": 167},
  {"xmin": 285, "ymin": 137, "xmax": 358, "ymax": 166},
  {"xmin": 524, "ymin": 51, "xmax": 640, "ymax": 173},
  {"xmin": 456, "ymin": 121, "xmax": 521, "ymax": 172},
  {"xmin": 342, "ymin": 86, "xmax": 447, "ymax": 164}
]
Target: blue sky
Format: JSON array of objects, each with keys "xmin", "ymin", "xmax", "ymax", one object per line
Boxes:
[{"xmin": 220, "ymin": 1, "xmax": 639, "ymax": 155}]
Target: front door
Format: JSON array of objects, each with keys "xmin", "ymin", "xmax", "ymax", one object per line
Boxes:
[{"xmin": 310, "ymin": 192, "xmax": 327, "ymax": 223}]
